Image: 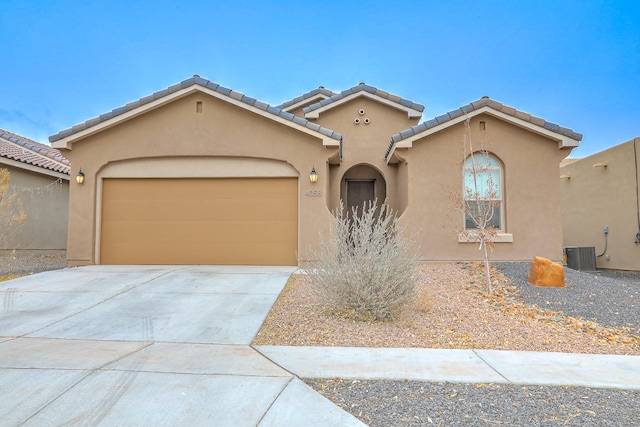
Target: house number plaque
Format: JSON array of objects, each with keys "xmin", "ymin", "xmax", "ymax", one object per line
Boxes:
[{"xmin": 305, "ymin": 190, "xmax": 322, "ymax": 197}]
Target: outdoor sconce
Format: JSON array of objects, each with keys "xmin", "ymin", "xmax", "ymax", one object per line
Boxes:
[
  {"xmin": 309, "ymin": 166, "xmax": 318, "ymax": 183},
  {"xmin": 76, "ymin": 169, "xmax": 85, "ymax": 184}
]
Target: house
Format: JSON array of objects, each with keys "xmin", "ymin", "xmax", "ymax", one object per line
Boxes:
[
  {"xmin": 49, "ymin": 76, "xmax": 581, "ymax": 266},
  {"xmin": 561, "ymin": 137, "xmax": 640, "ymax": 271},
  {"xmin": 0, "ymin": 129, "xmax": 70, "ymax": 253}
]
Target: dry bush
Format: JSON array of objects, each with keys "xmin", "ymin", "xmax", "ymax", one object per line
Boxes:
[
  {"xmin": 309, "ymin": 200, "xmax": 420, "ymax": 321},
  {"xmin": 0, "ymin": 169, "xmax": 26, "ymax": 249}
]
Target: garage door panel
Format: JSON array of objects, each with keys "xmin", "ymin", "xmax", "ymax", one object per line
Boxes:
[{"xmin": 101, "ymin": 178, "xmax": 298, "ymax": 265}]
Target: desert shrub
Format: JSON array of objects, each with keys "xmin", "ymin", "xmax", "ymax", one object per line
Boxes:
[
  {"xmin": 309, "ymin": 200, "xmax": 420, "ymax": 321},
  {"xmin": 0, "ymin": 169, "xmax": 26, "ymax": 249}
]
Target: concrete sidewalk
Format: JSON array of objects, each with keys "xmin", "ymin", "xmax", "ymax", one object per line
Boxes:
[
  {"xmin": 1, "ymin": 266, "xmax": 638, "ymax": 426},
  {"xmin": 258, "ymin": 346, "xmax": 640, "ymax": 390}
]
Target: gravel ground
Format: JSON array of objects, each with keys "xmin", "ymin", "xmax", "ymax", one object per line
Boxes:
[
  {"xmin": 0, "ymin": 253, "xmax": 66, "ymax": 277},
  {"xmin": 305, "ymin": 378, "xmax": 639, "ymax": 426},
  {"xmin": 495, "ymin": 262, "xmax": 640, "ymax": 333},
  {"xmin": 299, "ymin": 263, "xmax": 640, "ymax": 426}
]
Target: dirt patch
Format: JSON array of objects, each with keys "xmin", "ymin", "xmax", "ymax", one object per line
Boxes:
[{"xmin": 253, "ymin": 263, "xmax": 639, "ymax": 355}]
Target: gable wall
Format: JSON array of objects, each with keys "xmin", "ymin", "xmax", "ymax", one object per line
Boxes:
[
  {"xmin": 312, "ymin": 97, "xmax": 420, "ymax": 213},
  {"xmin": 399, "ymin": 114, "xmax": 571, "ymax": 262},
  {"xmin": 62, "ymin": 92, "xmax": 337, "ymax": 265}
]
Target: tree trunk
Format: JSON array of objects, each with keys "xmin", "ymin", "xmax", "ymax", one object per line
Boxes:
[{"xmin": 482, "ymin": 238, "xmax": 492, "ymax": 294}]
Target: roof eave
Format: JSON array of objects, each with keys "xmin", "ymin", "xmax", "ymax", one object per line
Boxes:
[
  {"xmin": 0, "ymin": 157, "xmax": 70, "ymax": 179},
  {"xmin": 51, "ymin": 85, "xmax": 341, "ymax": 149},
  {"xmin": 386, "ymin": 106, "xmax": 581, "ymax": 163},
  {"xmin": 305, "ymin": 91, "xmax": 423, "ymax": 120}
]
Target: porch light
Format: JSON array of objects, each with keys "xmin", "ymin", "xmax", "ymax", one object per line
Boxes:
[
  {"xmin": 76, "ymin": 169, "xmax": 85, "ymax": 184},
  {"xmin": 310, "ymin": 166, "xmax": 318, "ymax": 183}
]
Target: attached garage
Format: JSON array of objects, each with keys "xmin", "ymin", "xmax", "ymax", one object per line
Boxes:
[{"xmin": 100, "ymin": 177, "xmax": 298, "ymax": 265}]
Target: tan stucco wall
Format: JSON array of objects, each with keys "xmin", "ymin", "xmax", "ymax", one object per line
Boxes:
[
  {"xmin": 313, "ymin": 97, "xmax": 420, "ymax": 213},
  {"xmin": 561, "ymin": 137, "xmax": 640, "ymax": 271},
  {"xmin": 0, "ymin": 165, "xmax": 69, "ymax": 251},
  {"xmin": 61, "ymin": 92, "xmax": 337, "ymax": 266},
  {"xmin": 60, "ymin": 87, "xmax": 575, "ymax": 266},
  {"xmin": 397, "ymin": 115, "xmax": 572, "ymax": 262}
]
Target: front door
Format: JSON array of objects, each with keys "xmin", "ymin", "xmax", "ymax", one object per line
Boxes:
[{"xmin": 346, "ymin": 179, "xmax": 376, "ymax": 217}]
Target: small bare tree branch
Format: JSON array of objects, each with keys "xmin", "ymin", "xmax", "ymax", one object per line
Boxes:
[
  {"xmin": 447, "ymin": 118, "xmax": 499, "ymax": 294},
  {"xmin": 309, "ymin": 199, "xmax": 420, "ymax": 321},
  {"xmin": 0, "ymin": 169, "xmax": 27, "ymax": 250}
]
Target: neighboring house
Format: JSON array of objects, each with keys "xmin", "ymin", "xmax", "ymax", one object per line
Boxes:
[
  {"xmin": 0, "ymin": 129, "xmax": 70, "ymax": 252},
  {"xmin": 50, "ymin": 76, "xmax": 581, "ymax": 266},
  {"xmin": 561, "ymin": 137, "xmax": 640, "ymax": 271}
]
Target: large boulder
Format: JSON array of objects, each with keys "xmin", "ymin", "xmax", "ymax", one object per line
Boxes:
[{"xmin": 528, "ymin": 256, "xmax": 566, "ymax": 288}]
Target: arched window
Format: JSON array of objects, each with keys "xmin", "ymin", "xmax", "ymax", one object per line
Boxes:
[{"xmin": 463, "ymin": 152, "xmax": 503, "ymax": 230}]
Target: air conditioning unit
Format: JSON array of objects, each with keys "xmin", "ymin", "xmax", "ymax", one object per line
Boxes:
[{"xmin": 564, "ymin": 246, "xmax": 596, "ymax": 271}]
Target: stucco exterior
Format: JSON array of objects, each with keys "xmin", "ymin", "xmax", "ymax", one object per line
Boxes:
[
  {"xmin": 0, "ymin": 130, "xmax": 70, "ymax": 252},
  {"xmin": 51, "ymin": 76, "xmax": 581, "ymax": 266},
  {"xmin": 561, "ymin": 137, "xmax": 640, "ymax": 271}
]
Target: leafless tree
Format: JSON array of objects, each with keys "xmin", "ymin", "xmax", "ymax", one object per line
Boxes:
[{"xmin": 449, "ymin": 118, "xmax": 500, "ymax": 294}]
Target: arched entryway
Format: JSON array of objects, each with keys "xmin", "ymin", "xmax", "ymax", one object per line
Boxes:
[{"xmin": 340, "ymin": 164, "xmax": 387, "ymax": 215}]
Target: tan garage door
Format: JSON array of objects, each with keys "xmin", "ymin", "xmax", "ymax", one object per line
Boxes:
[{"xmin": 100, "ymin": 178, "xmax": 298, "ymax": 265}]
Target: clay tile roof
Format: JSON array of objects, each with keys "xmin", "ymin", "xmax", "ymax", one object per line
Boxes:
[
  {"xmin": 276, "ymin": 87, "xmax": 337, "ymax": 110},
  {"xmin": 303, "ymin": 82, "xmax": 425, "ymax": 115},
  {"xmin": 385, "ymin": 97, "xmax": 583, "ymax": 160},
  {"xmin": 49, "ymin": 76, "xmax": 342, "ymax": 144},
  {"xmin": 0, "ymin": 129, "xmax": 70, "ymax": 174}
]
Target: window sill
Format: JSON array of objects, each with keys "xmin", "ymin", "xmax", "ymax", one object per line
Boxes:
[{"xmin": 458, "ymin": 233, "xmax": 513, "ymax": 243}]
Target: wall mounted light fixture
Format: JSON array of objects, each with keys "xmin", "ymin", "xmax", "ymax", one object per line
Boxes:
[
  {"xmin": 310, "ymin": 166, "xmax": 318, "ymax": 183},
  {"xmin": 593, "ymin": 162, "xmax": 608, "ymax": 168},
  {"xmin": 76, "ymin": 169, "xmax": 85, "ymax": 184}
]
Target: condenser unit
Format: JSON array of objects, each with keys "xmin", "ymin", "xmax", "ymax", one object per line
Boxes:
[{"xmin": 564, "ymin": 246, "xmax": 596, "ymax": 271}]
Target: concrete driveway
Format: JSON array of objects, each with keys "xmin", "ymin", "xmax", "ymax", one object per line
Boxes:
[{"xmin": 0, "ymin": 266, "xmax": 364, "ymax": 426}]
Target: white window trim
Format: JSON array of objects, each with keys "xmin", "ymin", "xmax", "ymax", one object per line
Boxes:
[
  {"xmin": 462, "ymin": 153, "xmax": 505, "ymax": 233},
  {"xmin": 458, "ymin": 232, "xmax": 513, "ymax": 243}
]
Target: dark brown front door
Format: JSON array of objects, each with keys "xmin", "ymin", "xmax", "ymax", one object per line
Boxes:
[{"xmin": 346, "ymin": 179, "xmax": 376, "ymax": 217}]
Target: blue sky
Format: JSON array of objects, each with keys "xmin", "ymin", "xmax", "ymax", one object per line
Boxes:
[{"xmin": 1, "ymin": 0, "xmax": 638, "ymax": 157}]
